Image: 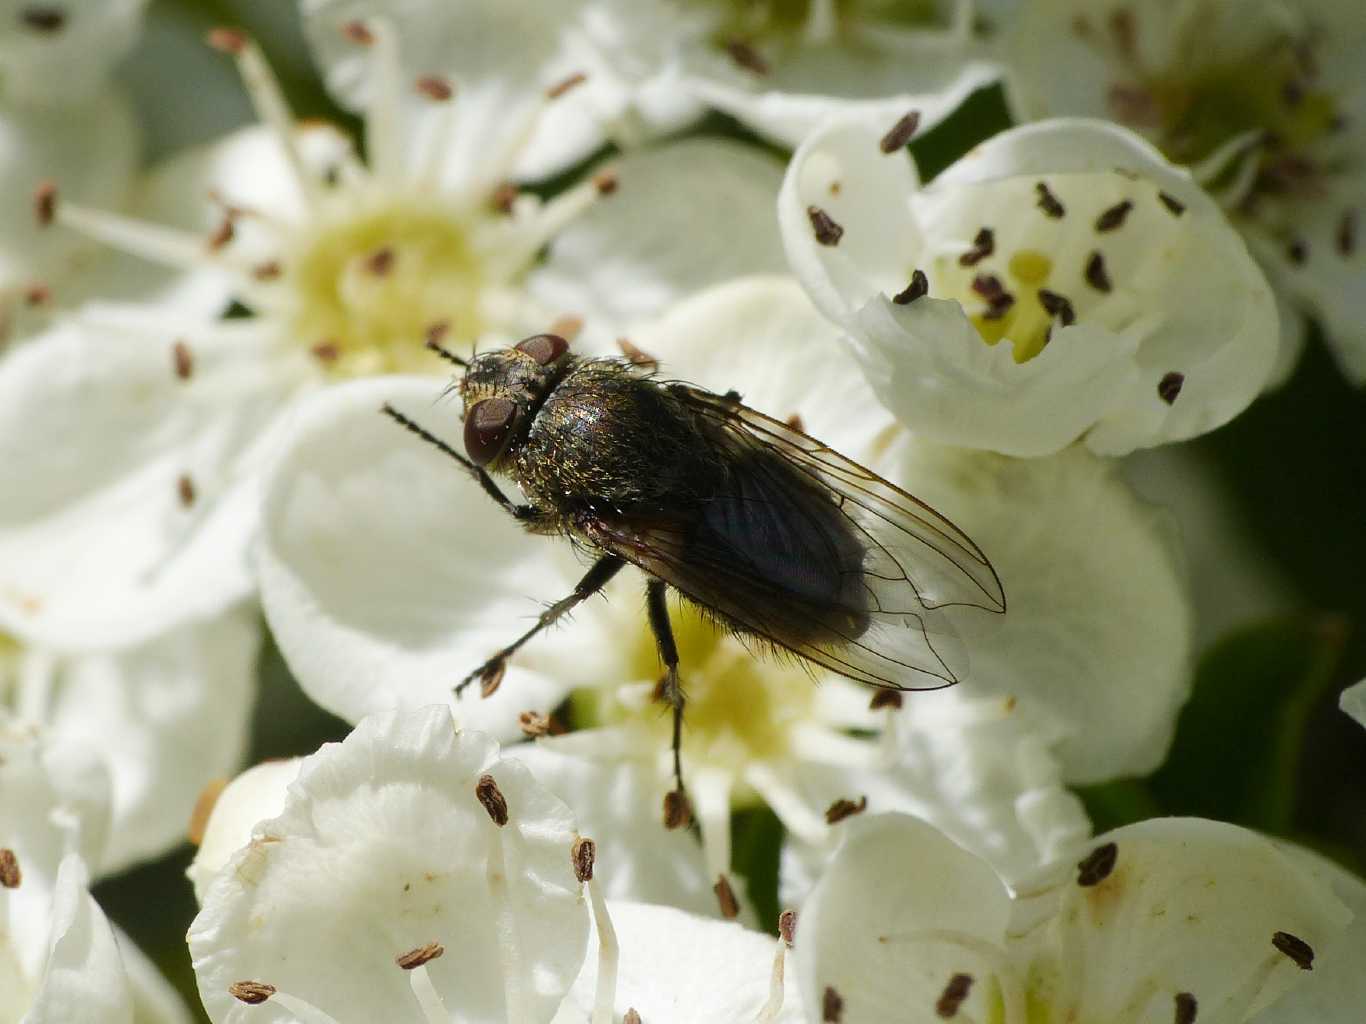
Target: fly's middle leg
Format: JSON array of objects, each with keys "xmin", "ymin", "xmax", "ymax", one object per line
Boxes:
[{"xmin": 646, "ymin": 578, "xmax": 689, "ymax": 824}]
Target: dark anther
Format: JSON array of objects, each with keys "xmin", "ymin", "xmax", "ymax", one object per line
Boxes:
[
  {"xmin": 869, "ymin": 689, "xmax": 903, "ymax": 711},
  {"xmin": 983, "ymin": 293, "xmax": 1016, "ymax": 320},
  {"xmin": 395, "ymin": 943, "xmax": 445, "ymax": 970},
  {"xmin": 252, "ymin": 260, "xmax": 282, "ymax": 281},
  {"xmin": 714, "ymin": 874, "xmax": 740, "ymax": 919},
  {"xmin": 1084, "ymin": 250, "xmax": 1113, "ymax": 292},
  {"xmin": 824, "ymin": 796, "xmax": 868, "ymax": 825},
  {"xmin": 491, "ymin": 182, "xmax": 519, "ymax": 214},
  {"xmin": 1158, "ymin": 191, "xmax": 1186, "ymax": 216},
  {"xmin": 415, "ymin": 75, "xmax": 454, "ymax": 101},
  {"xmin": 173, "ymin": 340, "xmax": 194, "ymax": 380},
  {"xmin": 475, "ymin": 774, "xmax": 509, "ymax": 826},
  {"xmin": 617, "ymin": 337, "xmax": 659, "ymax": 369},
  {"xmin": 823, "ymin": 985, "xmax": 844, "ymax": 1022},
  {"xmin": 207, "ymin": 216, "xmax": 235, "ymax": 252},
  {"xmin": 546, "ymin": 71, "xmax": 588, "ymax": 99},
  {"xmin": 725, "ymin": 39, "xmax": 769, "ymax": 75},
  {"xmin": 663, "ymin": 787, "xmax": 692, "ymax": 830},
  {"xmin": 1337, "ymin": 208, "xmax": 1357, "ymax": 257},
  {"xmin": 592, "ymin": 170, "xmax": 619, "ymax": 195},
  {"xmin": 893, "ymin": 269, "xmax": 929, "ymax": 305},
  {"xmin": 311, "ymin": 340, "xmax": 341, "ymax": 364},
  {"xmin": 779, "ymin": 909, "xmax": 797, "ymax": 947},
  {"xmin": 1108, "ymin": 7, "xmax": 1136, "ymax": 56},
  {"xmin": 0, "ymin": 848, "xmax": 20, "ymax": 888},
  {"xmin": 880, "ymin": 110, "xmax": 922, "ymax": 153},
  {"xmin": 1096, "ymin": 199, "xmax": 1135, "ymax": 232},
  {"xmin": 20, "ymin": 6, "xmax": 66, "ymax": 31},
  {"xmin": 971, "ymin": 274, "xmax": 1006, "ymax": 300},
  {"xmin": 341, "ymin": 20, "xmax": 374, "ymax": 45},
  {"xmin": 1272, "ymin": 930, "xmax": 1314, "ymax": 970},
  {"xmin": 33, "ymin": 180, "xmax": 57, "ymax": 226},
  {"xmin": 1076, "ymin": 842, "xmax": 1118, "ymax": 886},
  {"xmin": 228, "ymin": 981, "xmax": 276, "ymax": 1005},
  {"xmin": 1036, "ymin": 182, "xmax": 1066, "ymax": 218},
  {"xmin": 519, "ymin": 710, "xmax": 552, "ymax": 737},
  {"xmin": 178, "ymin": 474, "xmax": 197, "ymax": 507},
  {"xmin": 1157, "ymin": 371, "xmax": 1184, "ymax": 404},
  {"xmin": 206, "ymin": 26, "xmax": 248, "ymax": 54},
  {"xmin": 808, "ymin": 206, "xmax": 844, "ymax": 246},
  {"xmin": 1038, "ymin": 288, "xmax": 1076, "ymax": 326},
  {"xmin": 364, "ymin": 246, "xmax": 395, "ymax": 275},
  {"xmin": 785, "ymin": 413, "xmax": 805, "ymax": 433},
  {"xmin": 479, "ymin": 659, "xmax": 507, "ymax": 698},
  {"xmin": 624, "ymin": 1011, "xmax": 642, "ymax": 1024},
  {"xmin": 1174, "ymin": 991, "xmax": 1198, "ymax": 1024},
  {"xmin": 1287, "ymin": 239, "xmax": 1308, "ymax": 265},
  {"xmin": 959, "ymin": 227, "xmax": 995, "ymax": 267},
  {"xmin": 572, "ymin": 837, "xmax": 596, "ymax": 883},
  {"xmin": 936, "ymin": 973, "xmax": 974, "ymax": 1018}
]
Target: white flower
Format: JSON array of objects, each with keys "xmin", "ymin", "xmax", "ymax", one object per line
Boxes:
[
  {"xmin": 779, "ymin": 114, "xmax": 1280, "ymax": 456},
  {"xmin": 256, "ymin": 275, "xmax": 1189, "ymax": 913},
  {"xmin": 0, "ymin": 0, "xmax": 147, "ymax": 106},
  {"xmin": 0, "ymin": 714, "xmax": 193, "ymax": 1023},
  {"xmin": 186, "ymin": 756, "xmax": 302, "ymax": 904},
  {"xmin": 2, "ymin": 608, "xmax": 262, "ymax": 875},
  {"xmin": 794, "ymin": 812, "xmax": 1358, "ymax": 1024},
  {"xmin": 189, "ymin": 706, "xmax": 590, "ymax": 1023},
  {"xmin": 999, "ymin": 0, "xmax": 1366, "ymax": 382},
  {"xmin": 187, "ymin": 706, "xmax": 808, "ymax": 1023},
  {"xmin": 0, "ymin": 20, "xmax": 784, "ymax": 650}
]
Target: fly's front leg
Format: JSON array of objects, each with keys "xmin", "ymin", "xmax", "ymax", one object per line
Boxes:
[
  {"xmin": 646, "ymin": 578, "xmax": 689, "ymax": 825},
  {"xmin": 457, "ymin": 554, "xmax": 627, "ymax": 698},
  {"xmin": 380, "ymin": 403, "xmax": 547, "ymax": 527}
]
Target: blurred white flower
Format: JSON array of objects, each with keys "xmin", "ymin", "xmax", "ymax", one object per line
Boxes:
[
  {"xmin": 794, "ymin": 813, "xmax": 1359, "ymax": 1024},
  {"xmin": 1, "ymin": 609, "xmax": 261, "ymax": 876},
  {"xmin": 1342, "ymin": 680, "xmax": 1366, "ymax": 729},
  {"xmin": 254, "ymin": 275, "xmax": 1187, "ymax": 915},
  {"xmin": 1000, "ymin": 0, "xmax": 1366, "ymax": 382},
  {"xmin": 0, "ymin": 714, "xmax": 193, "ymax": 1023},
  {"xmin": 185, "ymin": 756, "xmax": 301, "ymax": 904},
  {"xmin": 1, "ymin": 19, "xmax": 784, "ymax": 652},
  {"xmin": 779, "ymin": 115, "xmax": 1280, "ymax": 455}
]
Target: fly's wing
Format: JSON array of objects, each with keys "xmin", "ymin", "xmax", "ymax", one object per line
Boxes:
[{"xmin": 580, "ymin": 385, "xmax": 1004, "ymax": 690}]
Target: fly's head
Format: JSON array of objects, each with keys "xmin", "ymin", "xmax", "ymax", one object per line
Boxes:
[{"xmin": 457, "ymin": 333, "xmax": 573, "ymax": 471}]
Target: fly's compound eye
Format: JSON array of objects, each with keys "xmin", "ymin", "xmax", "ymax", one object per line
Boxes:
[
  {"xmin": 515, "ymin": 333, "xmax": 569, "ymax": 366},
  {"xmin": 464, "ymin": 398, "xmax": 520, "ymax": 466}
]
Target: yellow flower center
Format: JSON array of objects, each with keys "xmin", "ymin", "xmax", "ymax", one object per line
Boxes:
[
  {"xmin": 280, "ymin": 187, "xmax": 483, "ymax": 377},
  {"xmin": 576, "ymin": 597, "xmax": 818, "ymax": 798}
]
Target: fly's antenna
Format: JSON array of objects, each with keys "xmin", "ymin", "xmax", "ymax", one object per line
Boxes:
[
  {"xmin": 425, "ymin": 338, "xmax": 468, "ymax": 368},
  {"xmin": 381, "ymin": 403, "xmax": 476, "ymax": 471}
]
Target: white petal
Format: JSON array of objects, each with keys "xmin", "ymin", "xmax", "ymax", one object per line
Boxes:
[
  {"xmin": 1124, "ymin": 444, "xmax": 1294, "ymax": 647},
  {"xmin": 1256, "ymin": 848, "xmax": 1366, "ymax": 1023},
  {"xmin": 691, "ymin": 54, "xmax": 997, "ymax": 151},
  {"xmin": 554, "ymin": 901, "xmax": 806, "ymax": 1024},
  {"xmin": 778, "ymin": 113, "xmax": 924, "ymax": 326},
  {"xmin": 630, "ymin": 275, "xmax": 897, "ymax": 459},
  {"xmin": 256, "ymin": 376, "xmax": 621, "ymax": 734},
  {"xmin": 794, "ymin": 813, "xmax": 1014, "ymax": 1024},
  {"xmin": 1013, "ymin": 818, "xmax": 1353, "ymax": 1022},
  {"xmin": 1341, "ymin": 680, "xmax": 1366, "ymax": 730},
  {"xmin": 116, "ymin": 924, "xmax": 197, "ymax": 1024},
  {"xmin": 886, "ymin": 442, "xmax": 1192, "ymax": 783},
  {"xmin": 0, "ymin": 314, "xmax": 292, "ymax": 649},
  {"xmin": 528, "ymin": 139, "xmax": 786, "ymax": 343},
  {"xmin": 30, "ymin": 608, "xmax": 262, "ymax": 876},
  {"xmin": 187, "ymin": 757, "xmax": 303, "ymax": 905},
  {"xmin": 510, "ymin": 744, "xmax": 716, "ymax": 917},
  {"xmin": 189, "ymin": 707, "xmax": 589, "ymax": 1024},
  {"xmin": 0, "ymin": 0, "xmax": 148, "ymax": 105},
  {"xmin": 23, "ymin": 855, "xmax": 133, "ymax": 1024}
]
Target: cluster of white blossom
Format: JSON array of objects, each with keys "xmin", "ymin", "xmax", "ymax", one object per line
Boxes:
[{"xmin": 2, "ymin": 0, "xmax": 1363, "ymax": 1021}]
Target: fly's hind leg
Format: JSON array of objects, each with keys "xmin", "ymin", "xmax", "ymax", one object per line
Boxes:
[
  {"xmin": 646, "ymin": 578, "xmax": 689, "ymax": 825},
  {"xmin": 458, "ymin": 554, "xmax": 626, "ymax": 697}
]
